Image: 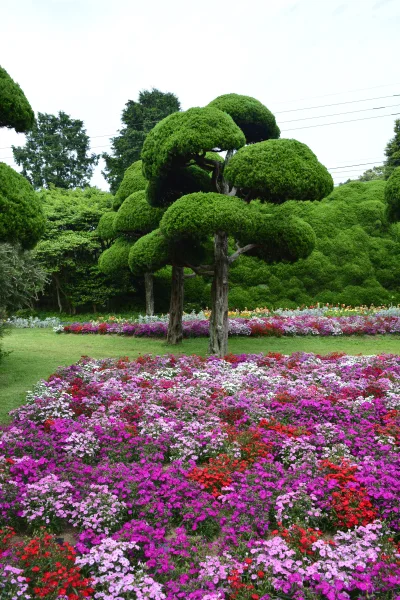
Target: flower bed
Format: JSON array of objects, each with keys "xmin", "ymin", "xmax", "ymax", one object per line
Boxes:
[
  {"xmin": 1, "ymin": 352, "xmax": 400, "ymax": 599},
  {"xmin": 57, "ymin": 314, "xmax": 400, "ymax": 337}
]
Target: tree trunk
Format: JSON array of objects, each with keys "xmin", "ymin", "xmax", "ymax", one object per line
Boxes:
[
  {"xmin": 144, "ymin": 273, "xmax": 154, "ymax": 316},
  {"xmin": 54, "ymin": 275, "xmax": 63, "ymax": 313},
  {"xmin": 209, "ymin": 231, "xmax": 229, "ymax": 357},
  {"xmin": 167, "ymin": 265, "xmax": 184, "ymax": 345}
]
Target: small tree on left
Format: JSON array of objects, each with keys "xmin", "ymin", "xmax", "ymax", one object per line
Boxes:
[{"xmin": 0, "ymin": 66, "xmax": 46, "ymax": 360}]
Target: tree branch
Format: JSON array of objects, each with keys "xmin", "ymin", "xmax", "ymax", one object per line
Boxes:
[
  {"xmin": 186, "ymin": 263, "xmax": 215, "ymax": 276},
  {"xmin": 228, "ymin": 244, "xmax": 258, "ymax": 264}
]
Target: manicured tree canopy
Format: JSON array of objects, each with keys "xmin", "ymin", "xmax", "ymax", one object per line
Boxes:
[
  {"xmin": 161, "ymin": 193, "xmax": 316, "ymax": 262},
  {"xmin": 97, "ymin": 212, "xmax": 116, "ymax": 242},
  {"xmin": 0, "ymin": 66, "xmax": 34, "ymax": 132},
  {"xmin": 114, "ymin": 190, "xmax": 164, "ymax": 235},
  {"xmin": 128, "ymin": 229, "xmax": 170, "ymax": 275},
  {"xmin": 160, "ymin": 192, "xmax": 250, "ymax": 241},
  {"xmin": 146, "ymin": 164, "xmax": 214, "ymax": 208},
  {"xmin": 98, "ymin": 237, "xmax": 133, "ymax": 275},
  {"xmin": 141, "ymin": 107, "xmax": 246, "ymax": 182},
  {"xmin": 113, "ymin": 160, "xmax": 147, "ymax": 210},
  {"xmin": 0, "ymin": 162, "xmax": 46, "ymax": 249},
  {"xmin": 207, "ymin": 93, "xmax": 280, "ymax": 143},
  {"xmin": 385, "ymin": 167, "xmax": 400, "ymax": 222},
  {"xmin": 225, "ymin": 139, "xmax": 333, "ymax": 202}
]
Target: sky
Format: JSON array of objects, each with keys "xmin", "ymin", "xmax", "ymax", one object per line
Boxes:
[{"xmin": 1, "ymin": 0, "xmax": 400, "ymax": 190}]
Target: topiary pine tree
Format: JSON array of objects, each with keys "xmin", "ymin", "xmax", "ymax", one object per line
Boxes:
[
  {"xmin": 97, "ymin": 171, "xmax": 165, "ymax": 315},
  {"xmin": 0, "ymin": 66, "xmax": 34, "ymax": 132},
  {"xmin": 141, "ymin": 93, "xmax": 333, "ymax": 356},
  {"xmin": 0, "ymin": 67, "xmax": 45, "ymax": 249}
]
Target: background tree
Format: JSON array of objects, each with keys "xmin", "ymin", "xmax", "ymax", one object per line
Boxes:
[
  {"xmin": 358, "ymin": 165, "xmax": 385, "ymax": 182},
  {"xmin": 384, "ymin": 119, "xmax": 400, "ymax": 179},
  {"xmin": 142, "ymin": 95, "xmax": 329, "ymax": 355},
  {"xmin": 12, "ymin": 111, "xmax": 99, "ymax": 189},
  {"xmin": 34, "ymin": 187, "xmax": 133, "ymax": 313},
  {"xmin": 102, "ymin": 89, "xmax": 180, "ymax": 194},
  {"xmin": 0, "ymin": 65, "xmax": 34, "ymax": 132}
]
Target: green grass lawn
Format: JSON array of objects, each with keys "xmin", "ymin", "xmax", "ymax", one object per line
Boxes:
[{"xmin": 1, "ymin": 328, "xmax": 400, "ymax": 422}]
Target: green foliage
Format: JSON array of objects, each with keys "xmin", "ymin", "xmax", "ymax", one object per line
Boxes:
[
  {"xmin": 385, "ymin": 167, "xmax": 400, "ymax": 223},
  {"xmin": 34, "ymin": 187, "xmax": 133, "ymax": 312},
  {"xmin": 141, "ymin": 106, "xmax": 246, "ymax": 182},
  {"xmin": 113, "ymin": 160, "xmax": 147, "ymax": 210},
  {"xmin": 384, "ymin": 119, "xmax": 400, "ymax": 179},
  {"xmin": 207, "ymin": 93, "xmax": 280, "ymax": 143},
  {"xmin": 0, "ymin": 162, "xmax": 46, "ymax": 249},
  {"xmin": 98, "ymin": 238, "xmax": 133, "ymax": 275},
  {"xmin": 97, "ymin": 212, "xmax": 116, "ymax": 241},
  {"xmin": 114, "ymin": 190, "xmax": 164, "ymax": 235},
  {"xmin": 0, "ymin": 65, "xmax": 34, "ymax": 132},
  {"xmin": 225, "ymin": 138, "xmax": 333, "ymax": 202},
  {"xmin": 160, "ymin": 192, "xmax": 250, "ymax": 241},
  {"xmin": 0, "ymin": 243, "xmax": 47, "ymax": 311},
  {"xmin": 358, "ymin": 165, "xmax": 385, "ymax": 182},
  {"xmin": 12, "ymin": 111, "xmax": 99, "ymax": 189},
  {"xmin": 103, "ymin": 89, "xmax": 181, "ymax": 194},
  {"xmin": 160, "ymin": 192, "xmax": 315, "ymax": 263},
  {"xmin": 146, "ymin": 164, "xmax": 213, "ymax": 208},
  {"xmin": 228, "ymin": 179, "xmax": 400, "ymax": 308},
  {"xmin": 128, "ymin": 229, "xmax": 170, "ymax": 275}
]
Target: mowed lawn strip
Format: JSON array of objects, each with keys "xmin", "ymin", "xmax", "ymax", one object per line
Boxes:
[{"xmin": 1, "ymin": 328, "xmax": 400, "ymax": 422}]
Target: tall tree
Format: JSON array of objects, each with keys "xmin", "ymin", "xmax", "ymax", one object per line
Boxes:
[
  {"xmin": 12, "ymin": 111, "xmax": 99, "ymax": 189},
  {"xmin": 102, "ymin": 89, "xmax": 180, "ymax": 194},
  {"xmin": 142, "ymin": 94, "xmax": 332, "ymax": 356},
  {"xmin": 385, "ymin": 119, "xmax": 400, "ymax": 179}
]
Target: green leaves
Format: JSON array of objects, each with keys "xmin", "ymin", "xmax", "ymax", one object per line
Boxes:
[
  {"xmin": 384, "ymin": 119, "xmax": 400, "ymax": 179},
  {"xmin": 12, "ymin": 111, "xmax": 99, "ymax": 189},
  {"xmin": 128, "ymin": 229, "xmax": 170, "ymax": 275},
  {"xmin": 0, "ymin": 65, "xmax": 34, "ymax": 133},
  {"xmin": 113, "ymin": 160, "xmax": 147, "ymax": 210},
  {"xmin": 141, "ymin": 106, "xmax": 246, "ymax": 182},
  {"xmin": 103, "ymin": 89, "xmax": 181, "ymax": 194},
  {"xmin": 0, "ymin": 162, "xmax": 46, "ymax": 249},
  {"xmin": 385, "ymin": 166, "xmax": 400, "ymax": 223},
  {"xmin": 225, "ymin": 138, "xmax": 333, "ymax": 203},
  {"xmin": 114, "ymin": 190, "xmax": 164, "ymax": 235},
  {"xmin": 208, "ymin": 93, "xmax": 280, "ymax": 143}
]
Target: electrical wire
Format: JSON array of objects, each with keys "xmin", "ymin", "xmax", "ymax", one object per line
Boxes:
[
  {"xmin": 282, "ymin": 111, "xmax": 400, "ymax": 132},
  {"xmin": 279, "ymin": 103, "xmax": 400, "ymax": 123}
]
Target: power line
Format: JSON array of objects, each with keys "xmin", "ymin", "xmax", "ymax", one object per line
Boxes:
[
  {"xmin": 280, "ymin": 103, "xmax": 400, "ymax": 123},
  {"xmin": 328, "ymin": 161, "xmax": 384, "ymax": 170},
  {"xmin": 282, "ymin": 111, "xmax": 400, "ymax": 132},
  {"xmin": 271, "ymin": 82, "xmax": 400, "ymax": 106},
  {"xmin": 276, "ymin": 94, "xmax": 400, "ymax": 114}
]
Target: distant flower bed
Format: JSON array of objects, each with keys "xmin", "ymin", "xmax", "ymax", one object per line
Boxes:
[
  {"xmin": 56, "ymin": 314, "xmax": 400, "ymax": 337},
  {"xmin": 0, "ymin": 352, "xmax": 399, "ymax": 598},
  {"xmin": 7, "ymin": 316, "xmax": 62, "ymax": 329}
]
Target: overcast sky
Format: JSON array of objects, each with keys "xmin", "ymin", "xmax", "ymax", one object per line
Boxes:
[{"xmin": 1, "ymin": 0, "xmax": 400, "ymax": 190}]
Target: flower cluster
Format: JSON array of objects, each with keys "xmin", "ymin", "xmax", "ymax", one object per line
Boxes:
[
  {"xmin": 57, "ymin": 314, "xmax": 400, "ymax": 337},
  {"xmin": 1, "ymin": 352, "xmax": 400, "ymax": 598}
]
